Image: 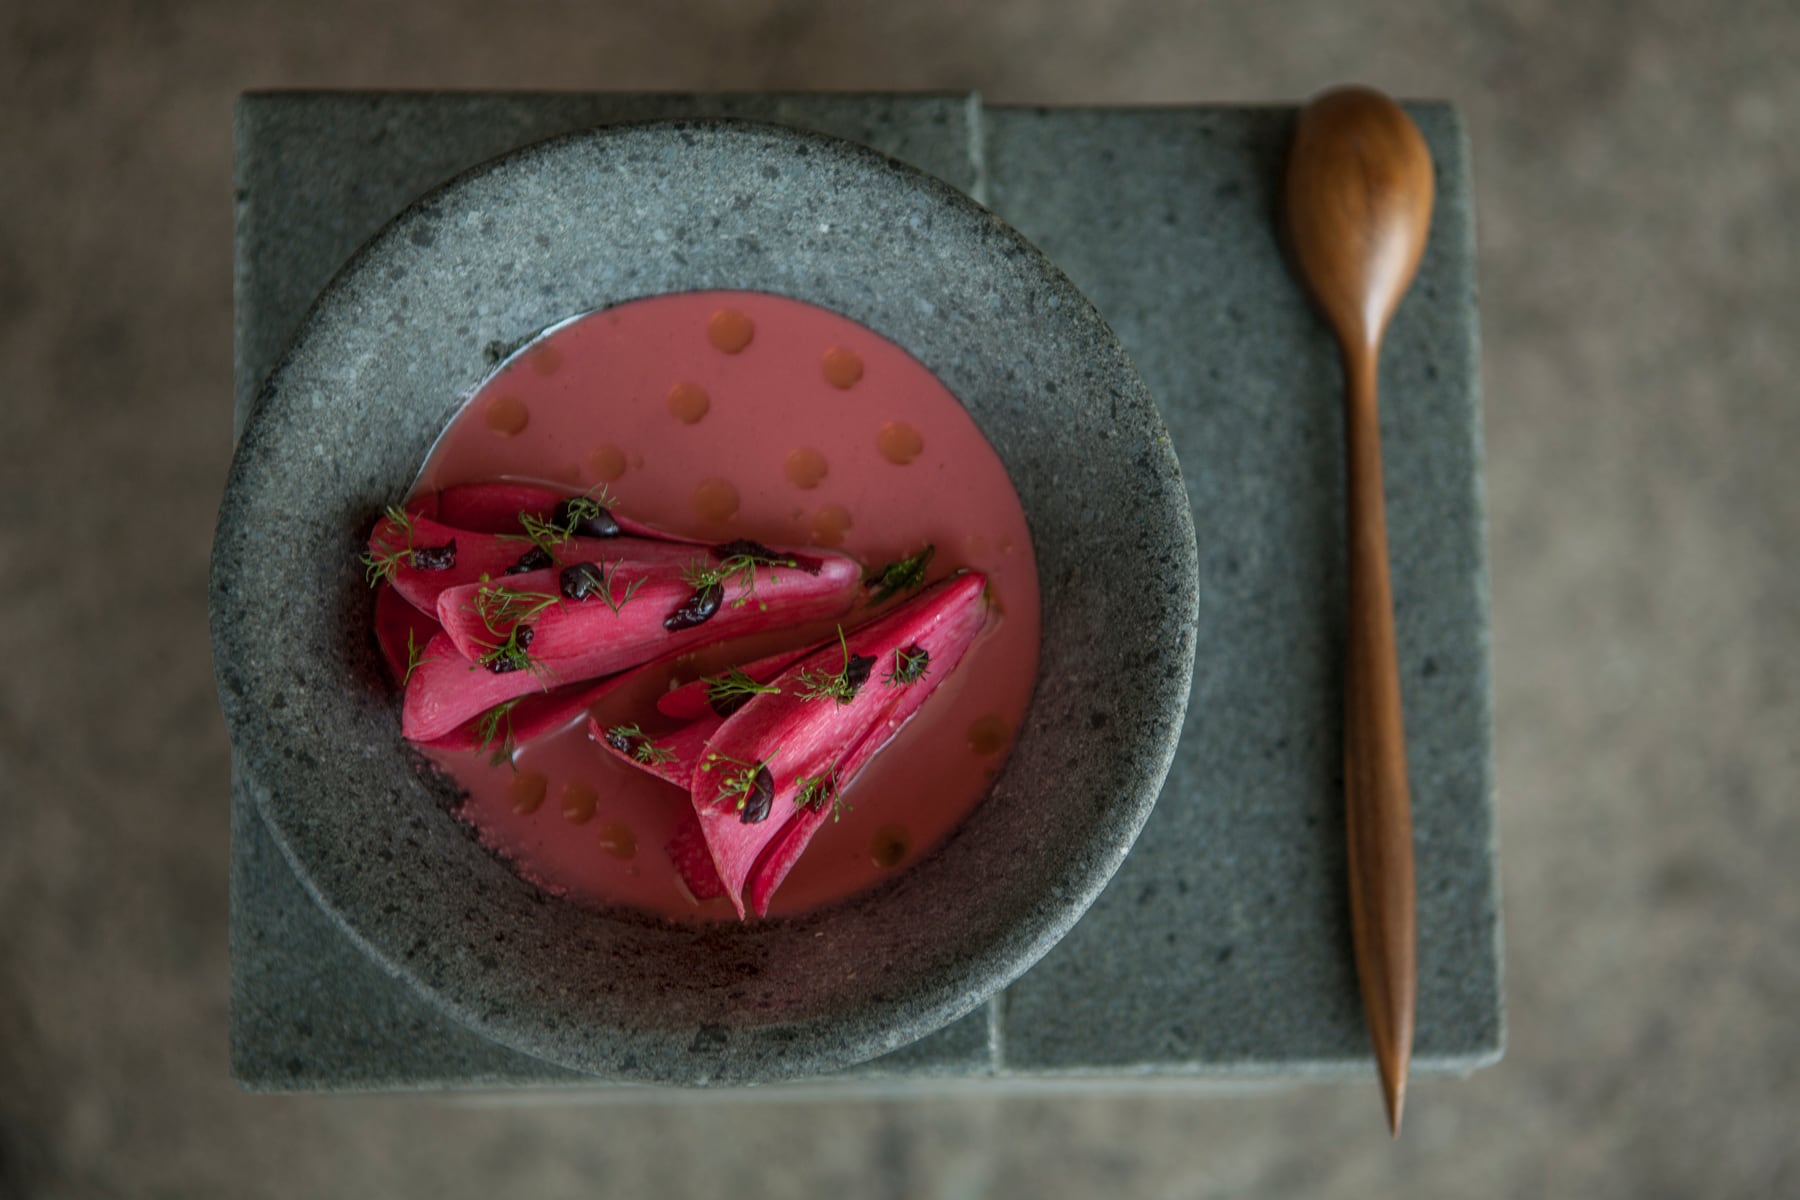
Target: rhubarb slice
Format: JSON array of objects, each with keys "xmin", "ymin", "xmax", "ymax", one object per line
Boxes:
[
  {"xmin": 401, "ymin": 631, "xmax": 551, "ymax": 741},
  {"xmin": 427, "ymin": 672, "xmax": 641, "ymax": 759},
  {"xmin": 434, "ymin": 482, "xmax": 706, "ymax": 544},
  {"xmin": 369, "ymin": 511, "xmax": 695, "ymax": 615},
  {"xmin": 374, "ymin": 582, "xmax": 443, "ymax": 685},
  {"xmin": 655, "ymin": 645, "xmax": 816, "ymax": 721},
  {"xmin": 404, "ymin": 548, "xmax": 859, "ymax": 741},
  {"xmin": 592, "ymin": 712, "xmax": 732, "ymax": 903},
  {"xmin": 435, "ymin": 482, "xmax": 570, "ymax": 534},
  {"xmin": 590, "ymin": 711, "xmax": 725, "ymax": 789},
  {"xmin": 678, "ymin": 572, "xmax": 988, "ymax": 917},
  {"xmin": 667, "ymin": 808, "xmax": 728, "ymax": 901}
]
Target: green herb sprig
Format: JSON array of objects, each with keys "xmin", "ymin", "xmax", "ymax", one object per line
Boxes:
[
  {"xmin": 882, "ymin": 643, "xmax": 931, "ymax": 688},
  {"xmin": 465, "ymin": 584, "xmax": 559, "ymax": 675},
  {"xmin": 402, "ymin": 628, "xmax": 434, "ymax": 686},
  {"xmin": 699, "ymin": 748, "xmax": 779, "ymax": 816},
  {"xmin": 361, "ymin": 506, "xmax": 418, "ymax": 585},
  {"xmin": 796, "ymin": 627, "xmax": 877, "ymax": 705},
  {"xmin": 681, "ymin": 550, "xmax": 798, "ymax": 614},
  {"xmin": 562, "ymin": 558, "xmax": 644, "ymax": 616},
  {"xmin": 605, "ymin": 723, "xmax": 677, "ymax": 766},
  {"xmin": 701, "ymin": 666, "xmax": 781, "ymax": 710},
  {"xmin": 864, "ymin": 544, "xmax": 934, "ymax": 604},
  {"xmin": 794, "ymin": 765, "xmax": 850, "ymax": 823},
  {"xmin": 501, "ymin": 487, "xmax": 616, "ymax": 559},
  {"xmin": 474, "ymin": 699, "xmax": 522, "ymax": 767}
]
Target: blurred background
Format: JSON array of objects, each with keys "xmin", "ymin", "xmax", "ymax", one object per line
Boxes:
[{"xmin": 2, "ymin": 1, "xmax": 1796, "ymax": 1196}]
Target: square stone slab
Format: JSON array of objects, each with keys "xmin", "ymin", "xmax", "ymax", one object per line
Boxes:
[{"xmin": 230, "ymin": 91, "xmax": 1499, "ymax": 1091}]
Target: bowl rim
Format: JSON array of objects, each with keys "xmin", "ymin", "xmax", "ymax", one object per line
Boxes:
[{"xmin": 212, "ymin": 116, "xmax": 1198, "ymax": 1083}]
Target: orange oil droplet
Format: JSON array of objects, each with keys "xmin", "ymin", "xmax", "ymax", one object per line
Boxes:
[
  {"xmin": 598, "ymin": 822, "xmax": 638, "ymax": 861},
  {"xmin": 877, "ymin": 421, "xmax": 924, "ymax": 464},
  {"xmin": 707, "ymin": 308, "xmax": 755, "ymax": 354},
  {"xmin": 821, "ymin": 346, "xmax": 864, "ymax": 389},
  {"xmin": 967, "ymin": 715, "xmax": 1011, "ymax": 756},
  {"xmin": 870, "ymin": 825, "xmax": 910, "ymax": 869},
  {"xmin": 484, "ymin": 395, "xmax": 530, "ymax": 436},
  {"xmin": 809, "ymin": 503, "xmax": 853, "ymax": 547},
  {"xmin": 561, "ymin": 781, "xmax": 597, "ymax": 824},
  {"xmin": 587, "ymin": 443, "xmax": 628, "ymax": 482},
  {"xmin": 527, "ymin": 343, "xmax": 563, "ymax": 376},
  {"xmin": 784, "ymin": 447, "xmax": 829, "ymax": 490},
  {"xmin": 666, "ymin": 381, "xmax": 711, "ymax": 424},
  {"xmin": 508, "ymin": 771, "xmax": 548, "ymax": 816},
  {"xmin": 693, "ymin": 478, "xmax": 740, "ymax": 523}
]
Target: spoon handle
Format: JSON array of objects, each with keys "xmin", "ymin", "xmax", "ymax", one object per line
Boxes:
[{"xmin": 1342, "ymin": 346, "xmax": 1417, "ymax": 1135}]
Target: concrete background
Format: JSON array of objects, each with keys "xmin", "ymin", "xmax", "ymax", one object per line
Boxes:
[{"xmin": 1, "ymin": 1, "xmax": 1794, "ymax": 1196}]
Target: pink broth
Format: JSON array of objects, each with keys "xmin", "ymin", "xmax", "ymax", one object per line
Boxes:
[{"xmin": 408, "ymin": 291, "xmax": 1039, "ymax": 919}]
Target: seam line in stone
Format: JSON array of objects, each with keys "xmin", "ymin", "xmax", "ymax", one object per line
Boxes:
[
  {"xmin": 965, "ymin": 91, "xmax": 990, "ymax": 207},
  {"xmin": 986, "ymin": 993, "xmax": 1006, "ymax": 1071}
]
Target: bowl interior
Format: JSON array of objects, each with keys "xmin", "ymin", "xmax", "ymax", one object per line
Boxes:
[{"xmin": 212, "ymin": 119, "xmax": 1197, "ymax": 1083}]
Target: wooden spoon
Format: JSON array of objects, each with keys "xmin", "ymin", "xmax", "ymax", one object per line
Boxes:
[{"xmin": 1283, "ymin": 85, "xmax": 1434, "ymax": 1136}]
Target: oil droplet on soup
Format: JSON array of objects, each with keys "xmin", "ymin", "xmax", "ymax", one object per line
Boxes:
[
  {"xmin": 809, "ymin": 503, "xmax": 853, "ymax": 546},
  {"xmin": 707, "ymin": 308, "xmax": 755, "ymax": 354},
  {"xmin": 784, "ymin": 447, "xmax": 829, "ymax": 490},
  {"xmin": 666, "ymin": 381, "xmax": 710, "ymax": 424},
  {"xmin": 561, "ymin": 781, "xmax": 598, "ymax": 824},
  {"xmin": 821, "ymin": 346, "xmax": 864, "ymax": 389},
  {"xmin": 692, "ymin": 478, "xmax": 740, "ymax": 523},
  {"xmin": 597, "ymin": 823, "xmax": 638, "ymax": 861},
  {"xmin": 587, "ymin": 443, "xmax": 628, "ymax": 482},
  {"xmin": 870, "ymin": 825, "xmax": 910, "ymax": 869},
  {"xmin": 508, "ymin": 771, "xmax": 548, "ymax": 816},
  {"xmin": 484, "ymin": 394, "xmax": 530, "ymax": 436},
  {"xmin": 967, "ymin": 715, "xmax": 1011, "ymax": 756},
  {"xmin": 877, "ymin": 421, "xmax": 924, "ymax": 465}
]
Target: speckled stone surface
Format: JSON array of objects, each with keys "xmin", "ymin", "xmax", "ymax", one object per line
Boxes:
[
  {"xmin": 228, "ymin": 93, "xmax": 1497, "ymax": 1092},
  {"xmin": 216, "ymin": 101, "xmax": 1195, "ymax": 1085},
  {"xmin": 985, "ymin": 107, "xmax": 1500, "ymax": 1075}
]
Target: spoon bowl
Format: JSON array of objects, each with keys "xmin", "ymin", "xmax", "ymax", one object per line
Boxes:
[{"xmin": 1286, "ymin": 89, "xmax": 1436, "ymax": 354}]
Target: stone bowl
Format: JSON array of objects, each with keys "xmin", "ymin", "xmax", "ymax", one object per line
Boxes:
[{"xmin": 210, "ymin": 119, "xmax": 1197, "ymax": 1084}]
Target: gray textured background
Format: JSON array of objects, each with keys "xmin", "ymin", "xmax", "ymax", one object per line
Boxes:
[{"xmin": 2, "ymin": 1, "xmax": 1795, "ymax": 1197}]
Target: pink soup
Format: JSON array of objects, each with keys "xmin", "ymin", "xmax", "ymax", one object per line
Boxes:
[{"xmin": 407, "ymin": 291, "xmax": 1040, "ymax": 919}]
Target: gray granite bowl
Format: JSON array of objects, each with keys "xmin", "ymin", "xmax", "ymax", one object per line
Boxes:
[{"xmin": 211, "ymin": 119, "xmax": 1197, "ymax": 1084}]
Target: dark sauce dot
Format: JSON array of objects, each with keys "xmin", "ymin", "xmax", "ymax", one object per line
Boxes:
[
  {"xmin": 663, "ymin": 581, "xmax": 724, "ymax": 631},
  {"xmin": 844, "ymin": 653, "xmax": 877, "ymax": 696},
  {"xmin": 555, "ymin": 499, "xmax": 621, "ymax": 539},
  {"xmin": 739, "ymin": 767, "xmax": 775, "ymax": 824},
  {"xmin": 505, "ymin": 546, "xmax": 553, "ymax": 575},
  {"xmin": 560, "ymin": 562, "xmax": 606, "ymax": 601},
  {"xmin": 711, "ymin": 538, "xmax": 781, "ymax": 561},
  {"xmin": 409, "ymin": 540, "xmax": 457, "ymax": 571},
  {"xmin": 485, "ymin": 625, "xmax": 533, "ymax": 673}
]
